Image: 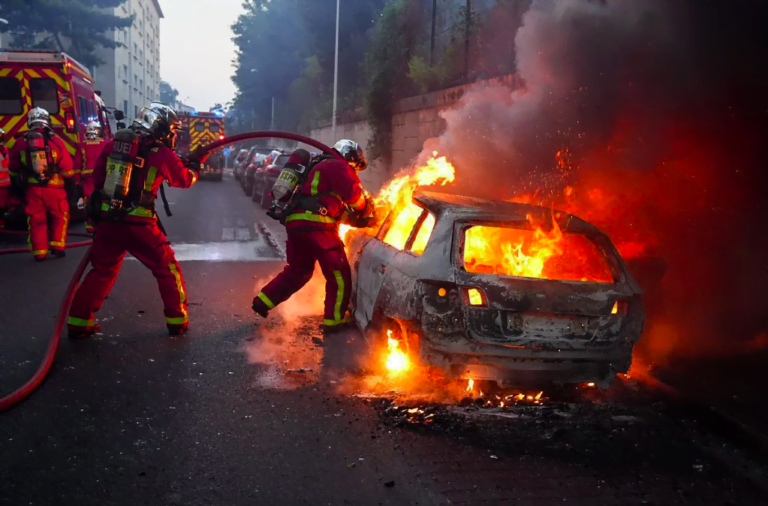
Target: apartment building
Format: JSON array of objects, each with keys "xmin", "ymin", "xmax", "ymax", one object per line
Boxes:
[{"xmin": 93, "ymin": 0, "xmax": 163, "ymax": 123}]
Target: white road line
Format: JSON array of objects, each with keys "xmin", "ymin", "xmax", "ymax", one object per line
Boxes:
[
  {"xmin": 125, "ymin": 241, "xmax": 281, "ymax": 262},
  {"xmin": 236, "ymin": 227, "xmax": 251, "ymax": 241},
  {"xmin": 222, "ymin": 228, "xmax": 235, "ymax": 241}
]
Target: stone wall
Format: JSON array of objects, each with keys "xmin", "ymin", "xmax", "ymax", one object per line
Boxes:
[{"xmin": 310, "ymin": 74, "xmax": 521, "ymax": 192}]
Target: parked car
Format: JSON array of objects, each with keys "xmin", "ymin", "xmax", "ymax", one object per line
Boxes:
[
  {"xmin": 244, "ymin": 149, "xmax": 283, "ymax": 196},
  {"xmin": 233, "ymin": 149, "xmax": 249, "ymax": 181},
  {"xmin": 349, "ymin": 191, "xmax": 646, "ymax": 389},
  {"xmin": 253, "ymin": 151, "xmax": 291, "ymax": 209}
]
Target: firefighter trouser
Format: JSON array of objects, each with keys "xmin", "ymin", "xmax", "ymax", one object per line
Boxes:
[
  {"xmin": 82, "ymin": 179, "xmax": 95, "ymax": 232},
  {"xmin": 24, "ymin": 186, "xmax": 69, "ymax": 258},
  {"xmin": 68, "ymin": 221, "xmax": 189, "ymax": 329},
  {"xmin": 255, "ymin": 230, "xmax": 352, "ymax": 327},
  {"xmin": 0, "ymin": 186, "xmax": 9, "ymax": 228}
]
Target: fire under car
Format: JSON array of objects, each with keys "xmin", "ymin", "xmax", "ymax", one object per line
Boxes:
[{"xmin": 349, "ymin": 191, "xmax": 645, "ymax": 388}]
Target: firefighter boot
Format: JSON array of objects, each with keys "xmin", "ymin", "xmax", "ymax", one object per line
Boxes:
[
  {"xmin": 168, "ymin": 323, "xmax": 189, "ymax": 336},
  {"xmin": 51, "ymin": 249, "xmax": 66, "ymax": 259},
  {"xmin": 251, "ymin": 298, "xmax": 270, "ymax": 318},
  {"xmin": 68, "ymin": 323, "xmax": 101, "ymax": 340}
]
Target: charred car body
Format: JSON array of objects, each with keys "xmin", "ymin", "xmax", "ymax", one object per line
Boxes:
[{"xmin": 350, "ymin": 191, "xmax": 645, "ymax": 388}]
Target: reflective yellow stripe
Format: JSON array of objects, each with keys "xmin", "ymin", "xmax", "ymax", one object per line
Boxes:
[
  {"xmin": 165, "ymin": 316, "xmax": 188, "ymax": 325},
  {"xmin": 323, "ymin": 316, "xmax": 351, "ymax": 327},
  {"xmin": 50, "ymin": 241, "xmax": 66, "ymax": 248},
  {"xmin": 285, "ymin": 212, "xmax": 336, "ymax": 225},
  {"xmin": 257, "ymin": 292, "xmax": 275, "ymax": 309},
  {"xmin": 168, "ymin": 263, "xmax": 187, "ymax": 315},
  {"xmin": 310, "ymin": 171, "xmax": 321, "ymax": 196},
  {"xmin": 31, "ymin": 249, "xmax": 48, "ymax": 256},
  {"xmin": 350, "ymin": 193, "xmax": 366, "ymax": 210},
  {"xmin": 68, "ymin": 316, "xmax": 94, "ymax": 328},
  {"xmin": 333, "ymin": 270, "xmax": 344, "ymax": 322},
  {"xmin": 145, "ymin": 166, "xmax": 158, "ymax": 191}
]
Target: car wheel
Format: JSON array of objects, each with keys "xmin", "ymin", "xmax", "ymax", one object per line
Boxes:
[{"xmin": 260, "ymin": 182, "xmax": 272, "ymax": 209}]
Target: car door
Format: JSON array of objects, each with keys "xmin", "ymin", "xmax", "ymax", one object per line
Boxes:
[{"xmin": 353, "ymin": 204, "xmax": 434, "ymax": 328}]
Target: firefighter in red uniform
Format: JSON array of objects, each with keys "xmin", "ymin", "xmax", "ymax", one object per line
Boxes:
[
  {"xmin": 80, "ymin": 121, "xmax": 105, "ymax": 231},
  {"xmin": 8, "ymin": 108, "xmax": 76, "ymax": 260},
  {"xmin": 252, "ymin": 140, "xmax": 375, "ymax": 338},
  {"xmin": 0, "ymin": 128, "xmax": 10, "ymax": 229},
  {"xmin": 67, "ymin": 103, "xmax": 199, "ymax": 338}
]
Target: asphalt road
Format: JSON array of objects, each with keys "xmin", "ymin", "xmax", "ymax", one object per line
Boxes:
[{"xmin": 1, "ymin": 172, "xmax": 767, "ymax": 505}]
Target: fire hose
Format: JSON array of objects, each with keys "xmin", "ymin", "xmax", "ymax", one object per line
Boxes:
[
  {"xmin": 0, "ymin": 230, "xmax": 94, "ymax": 256},
  {"xmin": 0, "ymin": 131, "xmax": 340, "ymax": 412}
]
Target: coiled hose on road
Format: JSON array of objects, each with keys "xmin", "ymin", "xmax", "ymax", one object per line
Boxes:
[{"xmin": 0, "ymin": 131, "xmax": 340, "ymax": 413}]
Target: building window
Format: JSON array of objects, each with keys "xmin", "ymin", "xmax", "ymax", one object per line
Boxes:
[
  {"xmin": 123, "ymin": 100, "xmax": 128, "ymax": 114},
  {"xmin": 134, "ymin": 75, "xmax": 138, "ymax": 86},
  {"xmin": 117, "ymin": 65, "xmax": 122, "ymax": 79},
  {"xmin": 135, "ymin": 105, "xmax": 139, "ymax": 118},
  {"xmin": 133, "ymin": 42, "xmax": 137, "ymax": 54},
  {"xmin": 123, "ymin": 65, "xmax": 128, "ymax": 80}
]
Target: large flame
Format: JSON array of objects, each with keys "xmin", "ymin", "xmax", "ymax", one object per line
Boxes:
[{"xmin": 385, "ymin": 330, "xmax": 409, "ymax": 374}]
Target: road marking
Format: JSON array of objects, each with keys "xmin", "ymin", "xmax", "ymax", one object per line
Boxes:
[
  {"xmin": 222, "ymin": 228, "xmax": 235, "ymax": 241},
  {"xmin": 125, "ymin": 241, "xmax": 281, "ymax": 262}
]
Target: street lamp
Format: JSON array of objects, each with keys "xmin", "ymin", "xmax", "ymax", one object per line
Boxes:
[{"xmin": 332, "ymin": 0, "xmax": 340, "ymax": 140}]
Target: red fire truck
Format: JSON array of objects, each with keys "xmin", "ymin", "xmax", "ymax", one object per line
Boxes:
[{"xmin": 0, "ymin": 49, "xmax": 123, "ymax": 223}]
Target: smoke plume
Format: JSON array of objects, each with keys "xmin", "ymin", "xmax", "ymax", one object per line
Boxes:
[{"xmin": 420, "ymin": 0, "xmax": 768, "ymax": 365}]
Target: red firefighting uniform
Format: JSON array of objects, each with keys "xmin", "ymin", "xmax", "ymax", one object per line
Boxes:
[
  {"xmin": 8, "ymin": 132, "xmax": 75, "ymax": 258},
  {"xmin": 0, "ymin": 145, "xmax": 10, "ymax": 229},
  {"xmin": 80, "ymin": 140, "xmax": 104, "ymax": 232},
  {"xmin": 67, "ymin": 139, "xmax": 198, "ymax": 332},
  {"xmin": 254, "ymin": 157, "xmax": 368, "ymax": 328}
]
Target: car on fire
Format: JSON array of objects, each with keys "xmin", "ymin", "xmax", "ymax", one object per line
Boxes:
[{"xmin": 349, "ymin": 191, "xmax": 645, "ymax": 388}]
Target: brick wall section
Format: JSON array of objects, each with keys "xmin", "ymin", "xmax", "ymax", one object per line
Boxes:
[{"xmin": 310, "ymin": 74, "xmax": 521, "ymax": 193}]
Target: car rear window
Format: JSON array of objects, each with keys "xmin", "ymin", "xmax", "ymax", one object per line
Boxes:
[
  {"xmin": 0, "ymin": 77, "xmax": 23, "ymax": 115},
  {"xmin": 273, "ymin": 154, "xmax": 290, "ymax": 167},
  {"xmin": 30, "ymin": 78, "xmax": 59, "ymax": 114},
  {"xmin": 461, "ymin": 224, "xmax": 613, "ymax": 283}
]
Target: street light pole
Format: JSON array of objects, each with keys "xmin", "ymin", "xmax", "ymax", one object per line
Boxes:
[{"xmin": 332, "ymin": 0, "xmax": 340, "ymax": 140}]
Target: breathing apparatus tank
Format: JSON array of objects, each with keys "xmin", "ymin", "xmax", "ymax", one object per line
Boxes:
[
  {"xmin": 271, "ymin": 163, "xmax": 306, "ymax": 203},
  {"xmin": 26, "ymin": 131, "xmax": 50, "ymax": 181},
  {"xmin": 103, "ymin": 129, "xmax": 143, "ymax": 211}
]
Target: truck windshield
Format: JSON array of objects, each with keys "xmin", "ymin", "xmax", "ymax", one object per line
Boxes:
[
  {"xmin": 30, "ymin": 78, "xmax": 59, "ymax": 114},
  {"xmin": 0, "ymin": 78, "xmax": 23, "ymax": 115}
]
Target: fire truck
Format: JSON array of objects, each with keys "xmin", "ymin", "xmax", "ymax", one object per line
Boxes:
[
  {"xmin": 0, "ymin": 48, "xmax": 123, "ymax": 223},
  {"xmin": 177, "ymin": 110, "xmax": 225, "ymax": 181}
]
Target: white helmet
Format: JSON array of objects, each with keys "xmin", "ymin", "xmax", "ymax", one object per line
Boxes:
[
  {"xmin": 27, "ymin": 107, "xmax": 51, "ymax": 130},
  {"xmin": 86, "ymin": 120, "xmax": 102, "ymax": 140}
]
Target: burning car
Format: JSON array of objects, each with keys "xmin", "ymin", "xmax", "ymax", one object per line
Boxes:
[{"xmin": 349, "ymin": 190, "xmax": 645, "ymax": 388}]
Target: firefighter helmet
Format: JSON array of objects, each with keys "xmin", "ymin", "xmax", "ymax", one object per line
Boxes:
[
  {"xmin": 333, "ymin": 139, "xmax": 368, "ymax": 171},
  {"xmin": 86, "ymin": 121, "xmax": 102, "ymax": 140},
  {"xmin": 27, "ymin": 108, "xmax": 52, "ymax": 131},
  {"xmin": 133, "ymin": 102, "xmax": 183, "ymax": 148}
]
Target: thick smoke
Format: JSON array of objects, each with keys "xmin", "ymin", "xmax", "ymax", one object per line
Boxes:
[{"xmin": 420, "ymin": 0, "xmax": 768, "ymax": 365}]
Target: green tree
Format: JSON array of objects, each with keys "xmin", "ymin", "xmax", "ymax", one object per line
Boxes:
[
  {"xmin": 0, "ymin": 0, "xmax": 133, "ymax": 68},
  {"xmin": 160, "ymin": 81, "xmax": 179, "ymax": 106}
]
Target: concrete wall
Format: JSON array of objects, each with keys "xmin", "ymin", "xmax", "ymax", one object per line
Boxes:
[{"xmin": 310, "ymin": 74, "xmax": 521, "ymax": 193}]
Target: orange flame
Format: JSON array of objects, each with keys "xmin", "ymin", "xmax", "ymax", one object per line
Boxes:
[
  {"xmin": 385, "ymin": 330, "xmax": 409, "ymax": 374},
  {"xmin": 466, "ymin": 378, "xmax": 474, "ymax": 392}
]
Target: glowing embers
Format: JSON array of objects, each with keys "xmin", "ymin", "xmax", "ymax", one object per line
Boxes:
[
  {"xmin": 464, "ymin": 377, "xmax": 545, "ymax": 407},
  {"xmin": 384, "ymin": 330, "xmax": 410, "ymax": 375},
  {"xmin": 462, "ymin": 219, "xmax": 613, "ymax": 283}
]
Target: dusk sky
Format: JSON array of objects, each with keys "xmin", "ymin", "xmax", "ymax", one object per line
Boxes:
[{"xmin": 159, "ymin": 0, "xmax": 245, "ymax": 111}]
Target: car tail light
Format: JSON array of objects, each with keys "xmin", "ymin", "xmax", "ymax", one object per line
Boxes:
[
  {"xmin": 65, "ymin": 112, "xmax": 76, "ymax": 133},
  {"xmin": 464, "ymin": 287, "xmax": 487, "ymax": 307},
  {"xmin": 611, "ymin": 300, "xmax": 628, "ymax": 316},
  {"xmin": 219, "ymin": 134, "xmax": 224, "ymax": 140}
]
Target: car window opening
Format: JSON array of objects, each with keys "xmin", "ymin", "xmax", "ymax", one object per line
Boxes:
[
  {"xmin": 462, "ymin": 224, "xmax": 613, "ymax": 283},
  {"xmin": 0, "ymin": 78, "xmax": 23, "ymax": 115},
  {"xmin": 30, "ymin": 78, "xmax": 60, "ymax": 114},
  {"xmin": 383, "ymin": 202, "xmax": 426, "ymax": 251},
  {"xmin": 410, "ymin": 212, "xmax": 436, "ymax": 255}
]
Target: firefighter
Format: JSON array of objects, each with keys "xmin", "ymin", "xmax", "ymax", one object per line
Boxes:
[
  {"xmin": 81, "ymin": 120, "xmax": 105, "ymax": 231},
  {"xmin": 0, "ymin": 128, "xmax": 9, "ymax": 230},
  {"xmin": 67, "ymin": 103, "xmax": 199, "ymax": 338},
  {"xmin": 252, "ymin": 140, "xmax": 375, "ymax": 339},
  {"xmin": 8, "ymin": 108, "xmax": 76, "ymax": 260}
]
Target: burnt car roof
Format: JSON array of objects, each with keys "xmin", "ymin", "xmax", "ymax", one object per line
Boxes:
[{"xmin": 413, "ymin": 191, "xmax": 605, "ymax": 236}]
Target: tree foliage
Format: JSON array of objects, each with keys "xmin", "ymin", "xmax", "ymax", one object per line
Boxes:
[
  {"xmin": 0, "ymin": 0, "xmax": 133, "ymax": 68},
  {"xmin": 160, "ymin": 81, "xmax": 180, "ymax": 106}
]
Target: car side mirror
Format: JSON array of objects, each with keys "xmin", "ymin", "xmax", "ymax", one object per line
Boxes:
[{"xmin": 114, "ymin": 110, "xmax": 125, "ymax": 121}]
